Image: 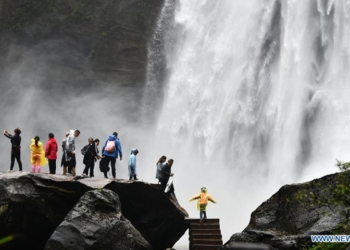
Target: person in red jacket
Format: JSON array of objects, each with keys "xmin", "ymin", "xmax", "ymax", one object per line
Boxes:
[{"xmin": 45, "ymin": 133, "xmax": 58, "ymax": 174}]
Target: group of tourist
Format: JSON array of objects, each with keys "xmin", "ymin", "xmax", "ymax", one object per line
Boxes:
[
  {"xmin": 2, "ymin": 128, "xmax": 174, "ymax": 188},
  {"xmin": 3, "ymin": 128, "xmax": 123, "ymax": 179},
  {"xmin": 3, "ymin": 127, "xmax": 218, "ymax": 218}
]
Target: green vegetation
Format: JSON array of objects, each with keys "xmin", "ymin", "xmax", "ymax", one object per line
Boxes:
[
  {"xmin": 293, "ymin": 170, "xmax": 350, "ymax": 207},
  {"xmin": 330, "ymin": 172, "xmax": 350, "ymax": 206},
  {"xmin": 308, "ymin": 242, "xmax": 349, "ymax": 250},
  {"xmin": 288, "ymin": 168, "xmax": 350, "ymax": 250},
  {"xmin": 0, "ymin": 235, "xmax": 14, "ymax": 245},
  {"xmin": 336, "ymin": 159, "xmax": 350, "ymax": 171}
]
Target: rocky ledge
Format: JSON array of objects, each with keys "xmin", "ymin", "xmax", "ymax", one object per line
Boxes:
[
  {"xmin": 0, "ymin": 172, "xmax": 188, "ymax": 250},
  {"xmin": 221, "ymin": 171, "xmax": 350, "ymax": 250}
]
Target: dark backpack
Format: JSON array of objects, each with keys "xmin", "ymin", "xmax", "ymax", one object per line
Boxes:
[
  {"xmin": 81, "ymin": 145, "xmax": 89, "ymax": 155},
  {"xmin": 99, "ymin": 157, "xmax": 110, "ymax": 172}
]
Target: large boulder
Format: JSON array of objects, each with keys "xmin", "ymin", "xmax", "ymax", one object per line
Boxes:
[
  {"xmin": 105, "ymin": 181, "xmax": 189, "ymax": 250},
  {"xmin": 0, "ymin": 172, "xmax": 93, "ymax": 250},
  {"xmin": 44, "ymin": 189, "xmax": 152, "ymax": 250},
  {"xmin": 221, "ymin": 171, "xmax": 350, "ymax": 250},
  {"xmin": 0, "ymin": 172, "xmax": 188, "ymax": 250}
]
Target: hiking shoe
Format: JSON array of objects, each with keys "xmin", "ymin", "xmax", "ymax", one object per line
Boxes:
[{"xmin": 7, "ymin": 170, "xmax": 13, "ymax": 173}]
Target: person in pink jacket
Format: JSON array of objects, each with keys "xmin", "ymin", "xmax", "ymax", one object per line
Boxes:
[{"xmin": 45, "ymin": 133, "xmax": 58, "ymax": 174}]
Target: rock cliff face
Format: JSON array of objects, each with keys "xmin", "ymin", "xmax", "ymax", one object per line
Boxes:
[
  {"xmin": 0, "ymin": 0, "xmax": 163, "ymax": 87},
  {"xmin": 221, "ymin": 171, "xmax": 350, "ymax": 250},
  {"xmin": 0, "ymin": 172, "xmax": 188, "ymax": 250},
  {"xmin": 0, "ymin": 0, "xmax": 169, "ymax": 123}
]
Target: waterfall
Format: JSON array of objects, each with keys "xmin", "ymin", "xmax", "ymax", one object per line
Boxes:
[
  {"xmin": 143, "ymin": 0, "xmax": 177, "ymax": 125},
  {"xmin": 151, "ymin": 0, "xmax": 350, "ymax": 245}
]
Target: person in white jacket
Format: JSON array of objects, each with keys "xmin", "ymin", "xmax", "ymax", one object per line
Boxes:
[{"xmin": 65, "ymin": 129, "xmax": 80, "ymax": 176}]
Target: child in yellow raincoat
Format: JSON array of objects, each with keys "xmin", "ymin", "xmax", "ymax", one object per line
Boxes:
[
  {"xmin": 188, "ymin": 187, "xmax": 216, "ymax": 219},
  {"xmin": 30, "ymin": 136, "xmax": 47, "ymax": 173}
]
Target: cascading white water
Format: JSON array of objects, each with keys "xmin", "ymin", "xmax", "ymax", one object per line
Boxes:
[
  {"xmin": 151, "ymin": 0, "xmax": 350, "ymax": 246},
  {"xmin": 143, "ymin": 0, "xmax": 176, "ymax": 125}
]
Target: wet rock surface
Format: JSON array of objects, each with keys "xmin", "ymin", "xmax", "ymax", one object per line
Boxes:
[
  {"xmin": 0, "ymin": 172, "xmax": 188, "ymax": 250},
  {"xmin": 105, "ymin": 181, "xmax": 189, "ymax": 250},
  {"xmin": 0, "ymin": 173, "xmax": 92, "ymax": 250},
  {"xmin": 44, "ymin": 189, "xmax": 152, "ymax": 250},
  {"xmin": 221, "ymin": 171, "xmax": 350, "ymax": 250}
]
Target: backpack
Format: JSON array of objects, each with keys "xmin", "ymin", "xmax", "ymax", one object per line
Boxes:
[
  {"xmin": 99, "ymin": 157, "xmax": 110, "ymax": 172},
  {"xmin": 81, "ymin": 145, "xmax": 89, "ymax": 155},
  {"xmin": 105, "ymin": 140, "xmax": 116, "ymax": 153}
]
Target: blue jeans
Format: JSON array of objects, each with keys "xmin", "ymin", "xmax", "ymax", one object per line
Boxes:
[{"xmin": 200, "ymin": 204, "xmax": 207, "ymax": 218}]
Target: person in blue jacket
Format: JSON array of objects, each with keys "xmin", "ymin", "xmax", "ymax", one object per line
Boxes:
[
  {"xmin": 128, "ymin": 149, "xmax": 139, "ymax": 180},
  {"xmin": 101, "ymin": 132, "xmax": 123, "ymax": 179}
]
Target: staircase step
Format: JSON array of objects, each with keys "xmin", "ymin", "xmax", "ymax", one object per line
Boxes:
[
  {"xmin": 186, "ymin": 218, "xmax": 219, "ymax": 224},
  {"xmin": 190, "ymin": 223, "xmax": 220, "ymax": 229},
  {"xmin": 192, "ymin": 238, "xmax": 223, "ymax": 245},
  {"xmin": 190, "ymin": 228, "xmax": 221, "ymax": 234},
  {"xmin": 192, "ymin": 244, "xmax": 222, "ymax": 250},
  {"xmin": 187, "ymin": 218, "xmax": 222, "ymax": 250},
  {"xmin": 191, "ymin": 233, "xmax": 222, "ymax": 239}
]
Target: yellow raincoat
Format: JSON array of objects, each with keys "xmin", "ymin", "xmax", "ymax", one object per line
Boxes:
[
  {"xmin": 30, "ymin": 139, "xmax": 47, "ymax": 166},
  {"xmin": 188, "ymin": 188, "xmax": 216, "ymax": 211}
]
